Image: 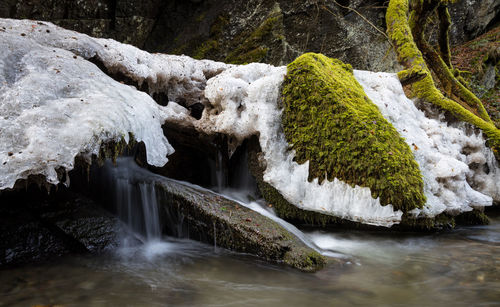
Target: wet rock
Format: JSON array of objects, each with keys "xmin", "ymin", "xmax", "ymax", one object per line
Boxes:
[
  {"xmin": 40, "ymin": 197, "xmax": 128, "ymax": 253},
  {"xmin": 0, "ymin": 217, "xmax": 70, "ymax": 267},
  {"xmin": 151, "ymin": 176, "xmax": 332, "ymax": 272},
  {"xmin": 0, "ymin": 189, "xmax": 129, "ymax": 267}
]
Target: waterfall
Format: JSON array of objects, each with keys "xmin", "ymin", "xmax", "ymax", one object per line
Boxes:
[
  {"xmin": 99, "ymin": 159, "xmax": 163, "ymax": 241},
  {"xmin": 93, "ymin": 157, "xmax": 339, "ymax": 257}
]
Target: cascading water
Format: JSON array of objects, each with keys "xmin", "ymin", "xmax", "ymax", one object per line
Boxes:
[
  {"xmin": 93, "ymin": 157, "xmax": 338, "ymax": 257},
  {"xmin": 96, "ymin": 159, "xmax": 163, "ymax": 242}
]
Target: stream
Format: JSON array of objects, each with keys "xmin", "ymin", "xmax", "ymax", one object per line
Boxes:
[{"xmin": 0, "ymin": 159, "xmax": 498, "ymax": 306}]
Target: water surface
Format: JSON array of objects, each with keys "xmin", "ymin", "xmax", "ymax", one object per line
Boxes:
[{"xmin": 1, "ymin": 216, "xmax": 498, "ymax": 307}]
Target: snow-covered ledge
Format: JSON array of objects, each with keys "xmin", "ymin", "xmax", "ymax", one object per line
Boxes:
[{"xmin": 1, "ymin": 19, "xmax": 498, "ymax": 227}]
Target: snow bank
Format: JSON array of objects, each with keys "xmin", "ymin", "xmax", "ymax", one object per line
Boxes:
[
  {"xmin": 0, "ymin": 19, "xmax": 229, "ymax": 108},
  {"xmin": 0, "ymin": 19, "xmax": 190, "ymax": 189},
  {"xmin": 354, "ymin": 71, "xmax": 498, "ymax": 217}
]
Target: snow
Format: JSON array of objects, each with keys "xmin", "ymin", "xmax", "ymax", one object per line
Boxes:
[
  {"xmin": 354, "ymin": 70, "xmax": 497, "ymax": 217},
  {"xmin": 1, "ymin": 19, "xmax": 497, "ymax": 225},
  {"xmin": 0, "ymin": 19, "xmax": 188, "ymax": 189},
  {"xmin": 198, "ymin": 64, "xmax": 403, "ymax": 227},
  {"xmin": 0, "ymin": 19, "xmax": 229, "ymax": 108}
]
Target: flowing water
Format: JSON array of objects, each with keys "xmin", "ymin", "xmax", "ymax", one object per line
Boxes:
[{"xmin": 0, "ymin": 160, "xmax": 498, "ymax": 306}]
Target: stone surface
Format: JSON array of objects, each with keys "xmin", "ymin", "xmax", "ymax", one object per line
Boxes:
[
  {"xmin": 2, "ymin": 0, "xmax": 497, "ymax": 71},
  {"xmin": 0, "ymin": 189, "xmax": 127, "ymax": 267},
  {"xmin": 151, "ymin": 176, "xmax": 332, "ymax": 272}
]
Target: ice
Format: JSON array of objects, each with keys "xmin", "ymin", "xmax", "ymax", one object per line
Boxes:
[
  {"xmin": 354, "ymin": 70, "xmax": 498, "ymax": 217},
  {"xmin": 198, "ymin": 64, "xmax": 403, "ymax": 227},
  {"xmin": 0, "ymin": 19, "xmax": 184, "ymax": 189},
  {"xmin": 1, "ymin": 19, "xmax": 497, "ymax": 225}
]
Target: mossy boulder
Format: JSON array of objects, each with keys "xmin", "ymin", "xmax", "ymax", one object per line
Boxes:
[
  {"xmin": 281, "ymin": 53, "xmax": 425, "ymax": 213},
  {"xmin": 247, "ymin": 136, "xmax": 489, "ymax": 231}
]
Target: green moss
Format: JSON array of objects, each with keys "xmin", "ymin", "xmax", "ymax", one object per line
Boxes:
[
  {"xmin": 399, "ymin": 213, "xmax": 456, "ymax": 231},
  {"xmin": 281, "ymin": 53, "xmax": 426, "ymax": 212},
  {"xmin": 387, "ymin": 0, "xmax": 500, "ymax": 160},
  {"xmin": 97, "ymin": 132, "xmax": 137, "ymax": 165},
  {"xmin": 195, "ymin": 12, "xmax": 207, "ymax": 23},
  {"xmin": 454, "ymin": 210, "xmax": 490, "ymax": 226},
  {"xmin": 284, "ymin": 248, "xmax": 326, "ymax": 272},
  {"xmin": 171, "ymin": 15, "xmax": 229, "ymax": 59},
  {"xmin": 258, "ymin": 179, "xmax": 342, "ymax": 226},
  {"xmin": 225, "ymin": 12, "xmax": 283, "ymax": 64},
  {"xmin": 192, "ymin": 40, "xmax": 219, "ymax": 60},
  {"xmin": 210, "ymin": 15, "xmax": 229, "ymax": 37}
]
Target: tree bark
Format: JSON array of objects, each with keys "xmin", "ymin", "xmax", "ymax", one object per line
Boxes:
[{"xmin": 409, "ymin": 0, "xmax": 492, "ymax": 123}]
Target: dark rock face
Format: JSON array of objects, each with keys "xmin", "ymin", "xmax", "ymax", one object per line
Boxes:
[
  {"xmin": 0, "ymin": 0, "xmax": 161, "ymax": 47},
  {"xmin": 0, "ymin": 189, "xmax": 126, "ymax": 267},
  {"xmin": 448, "ymin": 0, "xmax": 500, "ymax": 45},
  {"xmin": 2, "ymin": 0, "xmax": 497, "ymax": 71}
]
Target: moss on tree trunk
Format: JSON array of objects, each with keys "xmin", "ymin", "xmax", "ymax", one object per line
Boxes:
[{"xmin": 387, "ymin": 0, "xmax": 500, "ymax": 160}]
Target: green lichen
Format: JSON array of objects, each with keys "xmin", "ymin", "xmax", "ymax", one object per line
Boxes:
[
  {"xmin": 193, "ymin": 40, "xmax": 218, "ymax": 60},
  {"xmin": 225, "ymin": 12, "xmax": 283, "ymax": 64},
  {"xmin": 281, "ymin": 53, "xmax": 426, "ymax": 213},
  {"xmin": 387, "ymin": 0, "xmax": 500, "ymax": 160}
]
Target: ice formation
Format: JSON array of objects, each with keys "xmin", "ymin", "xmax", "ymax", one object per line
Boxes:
[
  {"xmin": 0, "ymin": 19, "xmax": 194, "ymax": 189},
  {"xmin": 198, "ymin": 64, "xmax": 403, "ymax": 226},
  {"xmin": 1, "ymin": 19, "xmax": 497, "ymax": 226},
  {"xmin": 354, "ymin": 71, "xmax": 498, "ymax": 217}
]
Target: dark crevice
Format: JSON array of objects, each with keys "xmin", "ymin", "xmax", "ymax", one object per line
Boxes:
[
  {"xmin": 484, "ymin": 11, "xmax": 500, "ymax": 34},
  {"xmin": 109, "ymin": 0, "xmax": 117, "ymax": 30}
]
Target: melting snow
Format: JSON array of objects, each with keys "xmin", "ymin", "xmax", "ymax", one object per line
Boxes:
[
  {"xmin": 354, "ymin": 71, "xmax": 498, "ymax": 217},
  {"xmin": 1, "ymin": 19, "xmax": 498, "ymax": 226}
]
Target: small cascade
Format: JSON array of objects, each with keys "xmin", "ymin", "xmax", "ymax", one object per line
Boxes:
[
  {"xmin": 92, "ymin": 157, "xmax": 338, "ymax": 257},
  {"xmin": 98, "ymin": 159, "xmax": 163, "ymax": 241},
  {"xmin": 215, "ymin": 150, "xmax": 226, "ymax": 192}
]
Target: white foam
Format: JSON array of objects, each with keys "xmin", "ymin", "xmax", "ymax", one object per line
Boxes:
[{"xmin": 354, "ymin": 70, "xmax": 497, "ymax": 217}]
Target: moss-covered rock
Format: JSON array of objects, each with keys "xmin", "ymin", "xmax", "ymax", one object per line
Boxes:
[
  {"xmin": 224, "ymin": 8, "xmax": 283, "ymax": 64},
  {"xmin": 248, "ymin": 136, "xmax": 489, "ymax": 231},
  {"xmin": 281, "ymin": 53, "xmax": 425, "ymax": 213}
]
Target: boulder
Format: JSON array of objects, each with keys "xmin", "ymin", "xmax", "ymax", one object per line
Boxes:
[{"xmin": 152, "ymin": 176, "xmax": 330, "ymax": 272}]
